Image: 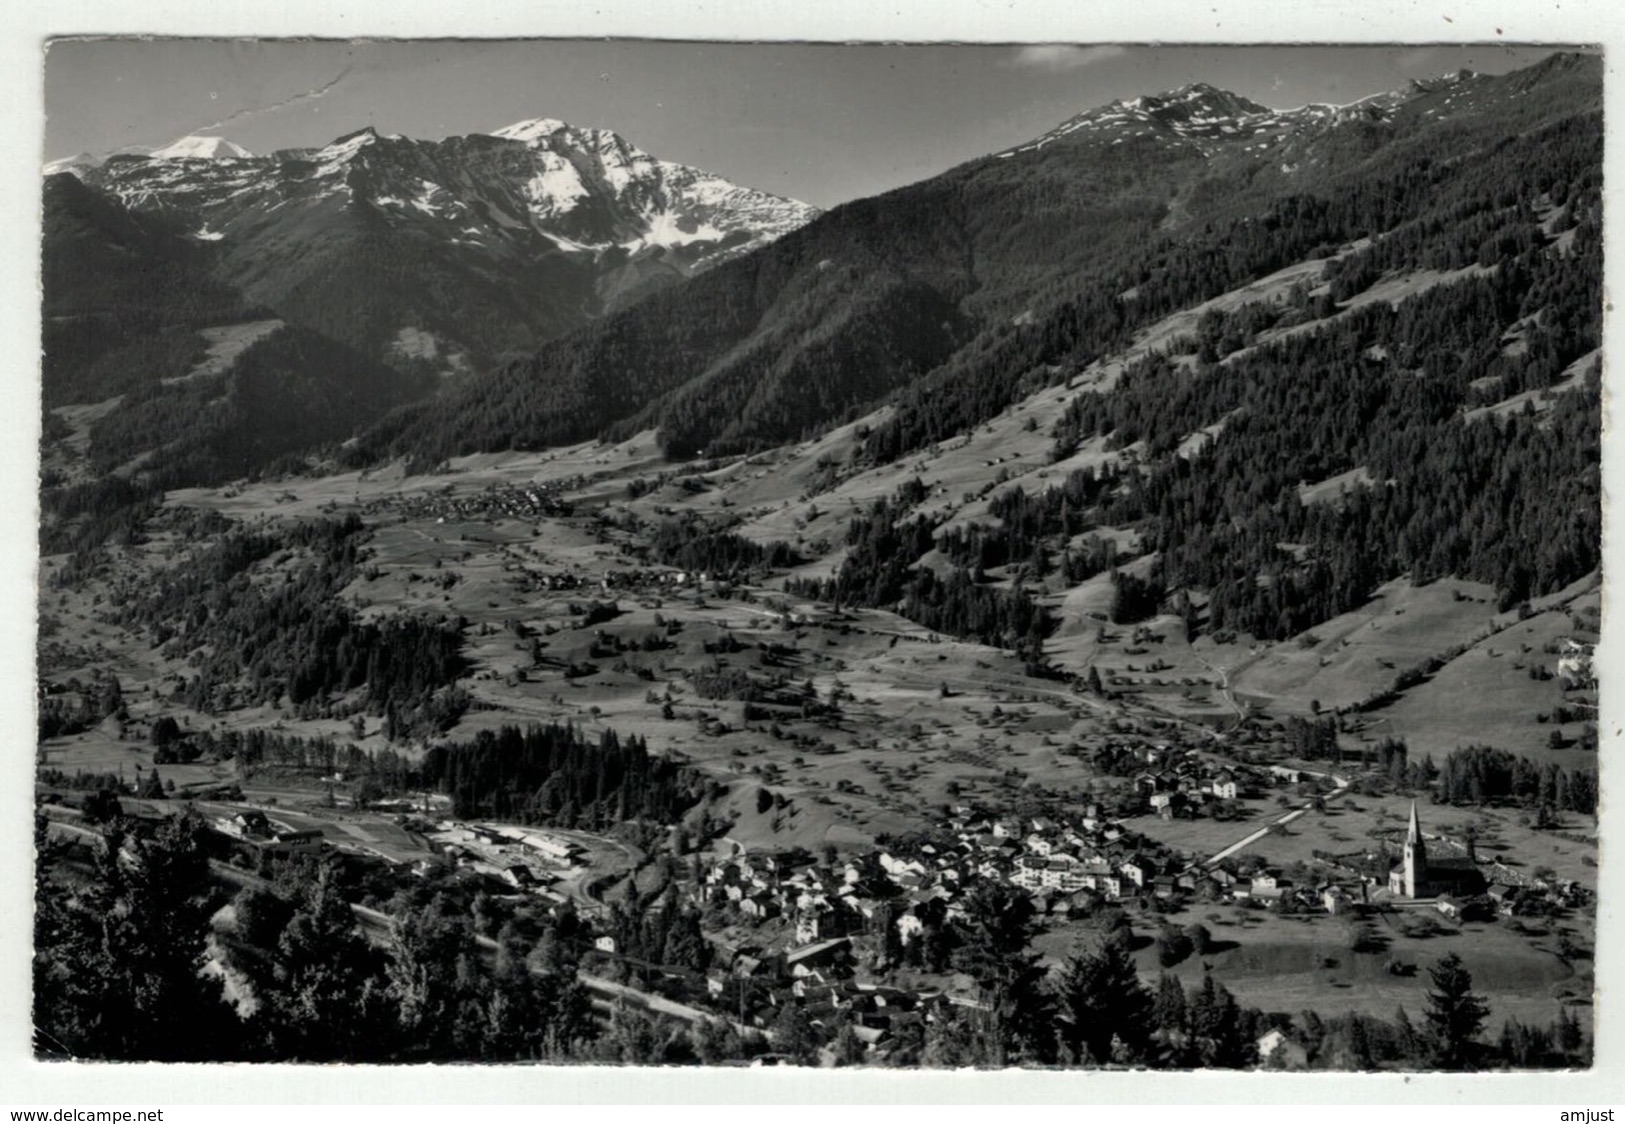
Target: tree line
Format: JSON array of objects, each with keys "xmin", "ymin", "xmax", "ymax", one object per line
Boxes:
[
  {"xmin": 117, "ymin": 515, "xmax": 467, "ymax": 737},
  {"xmin": 930, "ymin": 200, "xmax": 1599, "ymax": 644},
  {"xmin": 787, "ymin": 485, "xmax": 1054, "ymax": 667},
  {"xmin": 642, "ymin": 516, "xmax": 804, "ymax": 575},
  {"xmin": 858, "ymin": 94, "xmax": 1599, "ymax": 472},
  {"xmin": 418, "ymin": 722, "xmax": 703, "ymax": 830},
  {"xmin": 34, "ymin": 813, "xmax": 598, "ymax": 1062}
]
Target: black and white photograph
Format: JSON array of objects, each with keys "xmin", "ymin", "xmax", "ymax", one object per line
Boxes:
[{"xmin": 13, "ymin": 8, "xmax": 1617, "ymax": 1094}]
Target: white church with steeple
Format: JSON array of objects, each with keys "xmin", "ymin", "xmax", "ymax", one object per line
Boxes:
[{"xmin": 1388, "ymin": 800, "xmax": 1486, "ymax": 899}]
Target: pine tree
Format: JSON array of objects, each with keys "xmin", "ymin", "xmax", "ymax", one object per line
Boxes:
[
  {"xmin": 772, "ymin": 1001, "xmax": 820, "ymax": 1065},
  {"xmin": 1346, "ymin": 1014, "xmax": 1373, "ymax": 1070},
  {"xmin": 32, "ymin": 813, "xmax": 240, "ymax": 1060},
  {"xmin": 260, "ymin": 860, "xmax": 396, "ymax": 1060},
  {"xmin": 1555, "ymin": 1006, "xmax": 1588, "ymax": 1063},
  {"xmin": 949, "ymin": 881, "xmax": 1056, "ymax": 1064},
  {"xmin": 137, "ymin": 766, "xmax": 166, "ymax": 800},
  {"xmin": 1424, "ymin": 952, "xmax": 1491, "ymax": 1069},
  {"xmin": 1393, "ymin": 1004, "xmax": 1421, "ymax": 1063},
  {"xmin": 1054, "ymin": 938, "xmax": 1154, "ymax": 1065},
  {"xmin": 1155, "ymin": 971, "xmax": 1188, "ymax": 1036},
  {"xmin": 1152, "ymin": 971, "xmax": 1190, "ymax": 1064},
  {"xmin": 1188, "ymin": 973, "xmax": 1253, "ymax": 1067},
  {"xmin": 831, "ymin": 1020, "xmax": 867, "ymax": 1067}
]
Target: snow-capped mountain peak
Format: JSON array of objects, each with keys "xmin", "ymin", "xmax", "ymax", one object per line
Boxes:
[
  {"xmin": 998, "ymin": 77, "xmax": 1415, "ymax": 159},
  {"xmin": 1133, "ymin": 84, "xmax": 1273, "ymax": 124},
  {"xmin": 1410, "ymin": 68, "xmax": 1478, "ymax": 94},
  {"xmin": 490, "ymin": 118, "xmax": 573, "ymax": 144},
  {"xmin": 473, "ymin": 115, "xmax": 820, "ymax": 258},
  {"xmin": 315, "ymin": 127, "xmax": 383, "ymax": 158},
  {"xmin": 151, "ymin": 135, "xmax": 253, "ymax": 160},
  {"xmin": 47, "ymin": 117, "xmax": 822, "ymax": 374},
  {"xmin": 44, "ymin": 152, "xmax": 114, "ymax": 177}
]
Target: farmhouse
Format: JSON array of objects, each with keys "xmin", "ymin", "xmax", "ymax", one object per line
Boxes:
[
  {"xmin": 1558, "ymin": 639, "xmax": 1595, "ymax": 689},
  {"xmin": 786, "ymin": 937, "xmax": 851, "ymax": 976},
  {"xmin": 1257, "ymin": 1028, "xmax": 1310, "ymax": 1069},
  {"xmin": 211, "ymin": 811, "xmax": 324, "ymax": 854}
]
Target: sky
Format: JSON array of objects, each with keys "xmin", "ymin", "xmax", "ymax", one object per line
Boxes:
[{"xmin": 42, "ymin": 40, "xmax": 1581, "ymax": 208}]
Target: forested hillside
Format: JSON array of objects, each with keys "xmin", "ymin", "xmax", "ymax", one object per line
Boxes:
[
  {"xmin": 805, "ymin": 204, "xmax": 1597, "ymax": 654},
  {"xmin": 41, "ymin": 174, "xmax": 436, "ymax": 495},
  {"xmin": 41, "ymin": 173, "xmax": 258, "ymax": 408},
  {"xmin": 781, "ymin": 65, "xmax": 1600, "ymax": 653},
  {"xmin": 82, "ymin": 323, "xmax": 433, "ymax": 488},
  {"xmin": 99, "ymin": 515, "xmax": 468, "ymax": 736},
  {"xmin": 355, "ymin": 53, "xmax": 1601, "ymax": 471}
]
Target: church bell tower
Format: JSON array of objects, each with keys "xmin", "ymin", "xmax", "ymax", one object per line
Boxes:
[{"xmin": 1402, "ymin": 800, "xmax": 1427, "ymax": 898}]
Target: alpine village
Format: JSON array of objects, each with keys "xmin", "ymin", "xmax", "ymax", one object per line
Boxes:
[{"xmin": 34, "ymin": 50, "xmax": 1601, "ymax": 1070}]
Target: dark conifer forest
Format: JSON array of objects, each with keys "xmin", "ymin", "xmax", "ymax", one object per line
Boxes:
[
  {"xmin": 108, "ymin": 516, "xmax": 467, "ymax": 732},
  {"xmin": 419, "ymin": 723, "xmax": 703, "ymax": 827},
  {"xmin": 350, "ymin": 55, "xmax": 1600, "ymax": 476}
]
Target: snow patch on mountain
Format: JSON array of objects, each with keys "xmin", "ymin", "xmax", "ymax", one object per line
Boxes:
[
  {"xmin": 312, "ymin": 129, "xmax": 380, "ymax": 176},
  {"xmin": 628, "ymin": 211, "xmax": 728, "ymax": 252},
  {"xmin": 491, "ymin": 118, "xmax": 571, "ymax": 144},
  {"xmin": 54, "ymin": 116, "xmax": 821, "ymax": 325},
  {"xmin": 44, "ymin": 151, "xmax": 132, "ymax": 176},
  {"xmin": 539, "ymin": 231, "xmax": 603, "ymax": 254},
  {"xmin": 525, "ymin": 153, "xmax": 590, "ymax": 218},
  {"xmin": 409, "ymin": 180, "xmax": 444, "ymax": 216},
  {"xmin": 593, "ymin": 141, "xmax": 658, "ymax": 193},
  {"xmin": 997, "ymin": 79, "xmax": 1415, "ymax": 160},
  {"xmin": 479, "ymin": 116, "xmax": 821, "ymax": 255},
  {"xmin": 152, "ymin": 135, "xmax": 253, "ymax": 161}
]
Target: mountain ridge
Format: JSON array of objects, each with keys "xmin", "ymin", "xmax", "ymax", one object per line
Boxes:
[
  {"xmin": 350, "ymin": 52, "xmax": 1600, "ymax": 467},
  {"xmin": 48, "ymin": 117, "xmax": 821, "ymax": 379}
]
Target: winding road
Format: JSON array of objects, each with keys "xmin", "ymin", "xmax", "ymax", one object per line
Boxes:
[{"xmin": 1192, "ymin": 766, "xmax": 1352, "ymax": 871}]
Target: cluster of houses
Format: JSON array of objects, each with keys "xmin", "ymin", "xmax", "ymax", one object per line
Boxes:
[
  {"xmin": 505, "ymin": 564, "xmax": 708, "ymax": 597},
  {"xmin": 694, "ymin": 850, "xmax": 884, "ymax": 942},
  {"xmin": 593, "ymin": 929, "xmax": 993, "ymax": 1044},
  {"xmin": 692, "ymin": 808, "xmax": 1198, "ymax": 959},
  {"xmin": 957, "ymin": 809, "xmax": 1181, "ymax": 907},
  {"xmin": 209, "ymin": 810, "xmax": 325, "ymax": 855},
  {"xmin": 693, "ymin": 794, "xmax": 1494, "ymax": 971},
  {"xmin": 711, "ymin": 947, "xmax": 992, "ymax": 1045},
  {"xmin": 1110, "ymin": 742, "xmax": 1301, "ymax": 821},
  {"xmin": 372, "ymin": 481, "xmax": 575, "ymax": 524},
  {"xmin": 419, "ymin": 820, "xmax": 581, "ymax": 896},
  {"xmin": 941, "ymin": 807, "xmax": 1347, "ymax": 916},
  {"xmin": 1206, "ymin": 865, "xmax": 1369, "ymax": 914},
  {"xmin": 598, "ymin": 566, "xmax": 710, "ymax": 593},
  {"xmin": 1436, "ymin": 876, "xmax": 1593, "ymax": 922}
]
